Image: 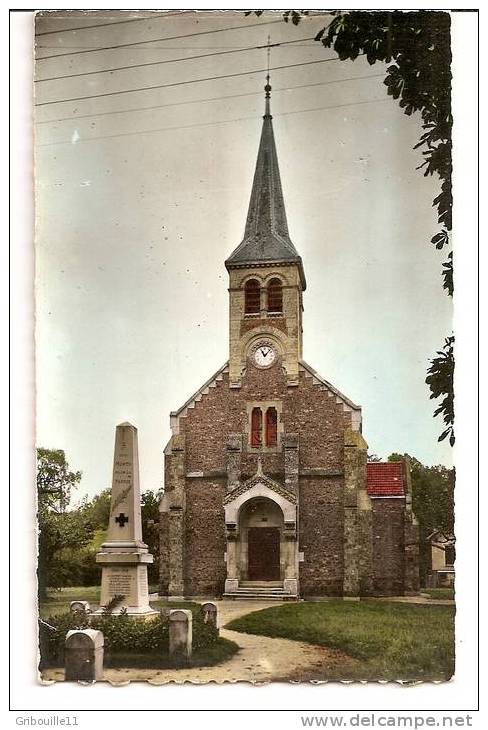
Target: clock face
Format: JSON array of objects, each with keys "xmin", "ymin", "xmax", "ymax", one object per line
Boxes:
[{"xmin": 253, "ymin": 343, "xmax": 277, "ymax": 368}]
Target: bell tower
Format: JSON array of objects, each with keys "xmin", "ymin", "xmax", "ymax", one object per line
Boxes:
[{"xmin": 225, "ymin": 74, "xmax": 306, "ymax": 388}]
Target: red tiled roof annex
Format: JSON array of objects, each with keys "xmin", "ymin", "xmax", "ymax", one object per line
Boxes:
[{"xmin": 367, "ymin": 462, "xmax": 405, "ymax": 498}]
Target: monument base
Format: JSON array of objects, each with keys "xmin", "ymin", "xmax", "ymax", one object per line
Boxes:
[{"xmin": 96, "ymin": 549, "xmax": 157, "ymax": 617}]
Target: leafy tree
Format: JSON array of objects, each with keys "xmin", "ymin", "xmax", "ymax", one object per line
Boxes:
[
  {"xmin": 426, "ymin": 336, "xmax": 455, "ymax": 446},
  {"xmin": 37, "ymin": 447, "xmax": 82, "ymax": 512},
  {"xmin": 80, "ymin": 488, "xmax": 111, "ymax": 530},
  {"xmin": 251, "ymin": 9, "xmax": 454, "ymax": 442},
  {"xmin": 388, "ymin": 452, "xmax": 454, "ymax": 582},
  {"xmin": 141, "ymin": 489, "xmax": 162, "ymax": 585},
  {"xmin": 37, "ymin": 448, "xmax": 93, "ymax": 598}
]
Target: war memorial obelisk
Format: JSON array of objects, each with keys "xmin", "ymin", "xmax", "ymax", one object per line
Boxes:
[{"xmin": 95, "ymin": 422, "xmax": 157, "ymax": 616}]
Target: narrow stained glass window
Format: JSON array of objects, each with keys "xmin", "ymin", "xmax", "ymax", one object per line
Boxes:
[
  {"xmin": 266, "ymin": 407, "xmax": 278, "ymax": 447},
  {"xmin": 251, "ymin": 407, "xmax": 262, "ymax": 447}
]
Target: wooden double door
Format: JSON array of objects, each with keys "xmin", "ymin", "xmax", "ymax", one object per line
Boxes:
[{"xmin": 247, "ymin": 527, "xmax": 281, "ymax": 581}]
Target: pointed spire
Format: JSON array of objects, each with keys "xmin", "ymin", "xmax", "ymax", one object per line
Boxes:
[{"xmin": 225, "ymin": 51, "xmax": 306, "ymax": 290}]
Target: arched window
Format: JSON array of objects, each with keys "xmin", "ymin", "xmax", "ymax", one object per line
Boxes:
[
  {"xmin": 267, "ymin": 278, "xmax": 283, "ymax": 313},
  {"xmin": 251, "ymin": 407, "xmax": 263, "ymax": 447},
  {"xmin": 245, "ymin": 279, "xmax": 260, "ymax": 314},
  {"xmin": 265, "ymin": 407, "xmax": 278, "ymax": 447}
]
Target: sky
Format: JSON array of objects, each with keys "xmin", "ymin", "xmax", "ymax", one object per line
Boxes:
[{"xmin": 34, "ymin": 9, "xmax": 453, "ymax": 503}]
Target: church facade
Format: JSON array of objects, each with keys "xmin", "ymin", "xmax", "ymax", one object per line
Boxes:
[{"xmin": 159, "ymin": 79, "xmax": 419, "ymax": 600}]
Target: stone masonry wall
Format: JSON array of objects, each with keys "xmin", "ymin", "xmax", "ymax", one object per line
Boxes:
[
  {"xmin": 184, "ymin": 479, "xmax": 227, "ymax": 596},
  {"xmin": 159, "ymin": 511, "xmax": 169, "ymax": 595},
  {"xmin": 372, "ymin": 500, "xmax": 406, "ymax": 595},
  {"xmin": 182, "ymin": 366, "xmax": 351, "ymax": 474},
  {"xmin": 298, "ymin": 476, "xmax": 344, "ymax": 596}
]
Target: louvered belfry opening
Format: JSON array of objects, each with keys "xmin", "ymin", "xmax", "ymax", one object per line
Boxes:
[
  {"xmin": 244, "ymin": 279, "xmax": 260, "ymax": 314},
  {"xmin": 267, "ymin": 278, "xmax": 283, "ymax": 313}
]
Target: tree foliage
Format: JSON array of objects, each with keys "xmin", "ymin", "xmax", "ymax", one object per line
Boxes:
[
  {"xmin": 425, "ymin": 336, "xmax": 455, "ymax": 446},
  {"xmin": 80, "ymin": 487, "xmax": 111, "ymax": 529},
  {"xmin": 37, "ymin": 447, "xmax": 82, "ymax": 513},
  {"xmin": 141, "ymin": 489, "xmax": 162, "ymax": 584},
  {"xmin": 37, "ymin": 448, "xmax": 93, "ymax": 597},
  {"xmin": 256, "ymin": 9, "xmax": 454, "ymax": 443},
  {"xmin": 389, "ymin": 452, "xmax": 454, "ymax": 582}
]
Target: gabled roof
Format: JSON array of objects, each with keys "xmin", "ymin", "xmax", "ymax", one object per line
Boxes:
[
  {"xmin": 367, "ymin": 462, "xmax": 406, "ymax": 498},
  {"xmin": 225, "ymin": 79, "xmax": 306, "ymax": 289}
]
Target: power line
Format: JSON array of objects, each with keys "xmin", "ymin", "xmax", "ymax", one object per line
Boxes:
[
  {"xmin": 35, "ymin": 73, "xmax": 385, "ymax": 126},
  {"xmin": 37, "ymin": 97, "xmax": 390, "ymax": 147},
  {"xmin": 35, "ymin": 11, "xmax": 178, "ymax": 36},
  {"xmin": 35, "ymin": 55, "xmax": 363, "ymax": 107},
  {"xmin": 37, "ymin": 43, "xmax": 319, "ymax": 50},
  {"xmin": 35, "ymin": 36, "xmax": 318, "ymax": 83},
  {"xmin": 35, "ymin": 18, "xmax": 286, "ymax": 60}
]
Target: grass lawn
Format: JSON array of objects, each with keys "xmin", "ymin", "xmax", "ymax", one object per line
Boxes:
[
  {"xmin": 225, "ymin": 600, "xmax": 455, "ymax": 681},
  {"xmin": 39, "ymin": 586, "xmax": 102, "ymax": 617},
  {"xmin": 40, "ymin": 586, "xmax": 160, "ymax": 618},
  {"xmin": 422, "ymin": 587, "xmax": 455, "ymax": 600}
]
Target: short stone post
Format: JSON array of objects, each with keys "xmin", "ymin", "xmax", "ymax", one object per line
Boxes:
[
  {"xmin": 65, "ymin": 629, "xmax": 104, "ymax": 682},
  {"xmin": 169, "ymin": 609, "xmax": 192, "ymax": 660},
  {"xmin": 70, "ymin": 600, "xmax": 91, "ymax": 614},
  {"xmin": 201, "ymin": 602, "xmax": 219, "ymax": 630}
]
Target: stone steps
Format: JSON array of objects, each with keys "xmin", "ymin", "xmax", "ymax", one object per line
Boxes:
[
  {"xmin": 234, "ymin": 587, "xmax": 285, "ymax": 593},
  {"xmin": 223, "ymin": 584, "xmax": 298, "ymax": 601}
]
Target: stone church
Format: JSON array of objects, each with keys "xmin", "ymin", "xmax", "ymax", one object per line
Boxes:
[{"xmin": 159, "ymin": 78, "xmax": 419, "ymax": 600}]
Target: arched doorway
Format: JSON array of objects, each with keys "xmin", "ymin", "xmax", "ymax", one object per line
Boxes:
[
  {"xmin": 223, "ymin": 474, "xmax": 298, "ymax": 596},
  {"xmin": 238, "ymin": 498, "xmax": 283, "ymax": 582}
]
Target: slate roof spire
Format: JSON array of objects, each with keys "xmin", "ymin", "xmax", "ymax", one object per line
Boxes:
[{"xmin": 225, "ymin": 70, "xmax": 306, "ymax": 289}]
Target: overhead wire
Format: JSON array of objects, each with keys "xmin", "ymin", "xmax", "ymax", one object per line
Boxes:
[
  {"xmin": 35, "ymin": 18, "xmax": 287, "ymax": 60},
  {"xmin": 35, "ymin": 36, "xmax": 318, "ymax": 83},
  {"xmin": 35, "ymin": 73, "xmax": 385, "ymax": 126},
  {"xmin": 37, "ymin": 97, "xmax": 391, "ymax": 147},
  {"xmin": 35, "ymin": 11, "xmax": 181, "ymax": 36},
  {"xmin": 35, "ymin": 54, "xmax": 365, "ymax": 107},
  {"xmin": 37, "ymin": 43, "xmax": 320, "ymax": 50}
]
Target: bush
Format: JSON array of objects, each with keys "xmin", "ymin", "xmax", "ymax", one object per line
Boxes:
[{"xmin": 39, "ymin": 603, "xmax": 219, "ymax": 669}]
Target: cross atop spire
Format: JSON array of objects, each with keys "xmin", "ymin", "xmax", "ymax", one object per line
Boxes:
[{"xmin": 264, "ymin": 36, "xmax": 272, "ymax": 118}]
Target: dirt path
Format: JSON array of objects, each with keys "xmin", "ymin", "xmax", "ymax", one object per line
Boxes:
[{"xmin": 41, "ymin": 600, "xmax": 356, "ymax": 685}]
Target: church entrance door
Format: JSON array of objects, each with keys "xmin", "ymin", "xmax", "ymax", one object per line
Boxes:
[{"xmin": 247, "ymin": 527, "xmax": 280, "ymax": 581}]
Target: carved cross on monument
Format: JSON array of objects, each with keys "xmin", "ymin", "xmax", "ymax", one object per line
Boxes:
[{"xmin": 115, "ymin": 512, "xmax": 128, "ymax": 527}]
